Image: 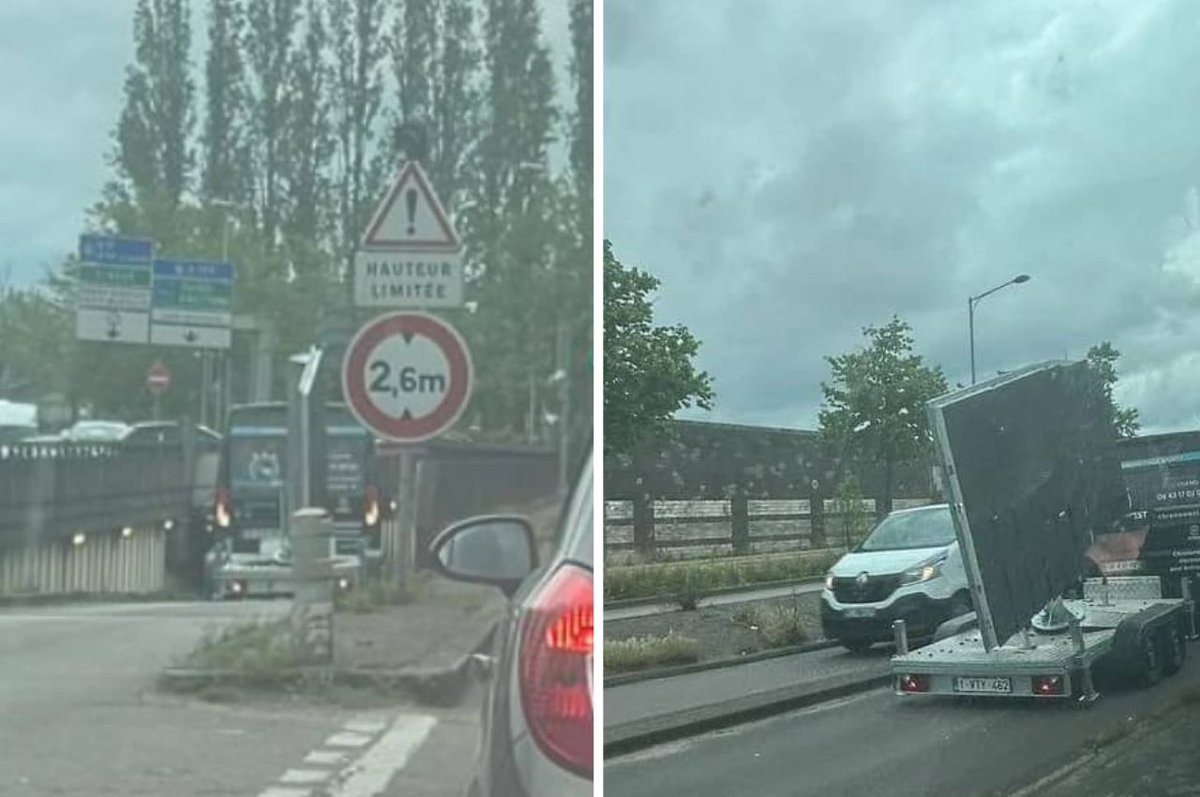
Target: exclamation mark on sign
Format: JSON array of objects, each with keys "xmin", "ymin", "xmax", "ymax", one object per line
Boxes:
[{"xmin": 406, "ymin": 189, "xmax": 418, "ymax": 236}]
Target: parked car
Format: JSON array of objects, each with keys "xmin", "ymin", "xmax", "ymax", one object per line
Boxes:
[
  {"xmin": 63, "ymin": 420, "xmax": 130, "ymax": 442},
  {"xmin": 820, "ymin": 503, "xmax": 971, "ymax": 653},
  {"xmin": 428, "ymin": 446, "xmax": 593, "ymax": 796},
  {"xmin": 0, "ymin": 399, "xmax": 38, "ymax": 444},
  {"xmin": 122, "ymin": 421, "xmax": 222, "ymax": 448}
]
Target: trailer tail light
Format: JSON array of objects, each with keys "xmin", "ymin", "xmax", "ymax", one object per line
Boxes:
[
  {"xmin": 214, "ymin": 487, "xmax": 232, "ymax": 529},
  {"xmin": 519, "ymin": 563, "xmax": 594, "ymax": 777},
  {"xmin": 898, "ymin": 674, "xmax": 930, "ymax": 693},
  {"xmin": 1032, "ymin": 675, "xmax": 1064, "ymax": 696},
  {"xmin": 363, "ymin": 485, "xmax": 380, "ymax": 527}
]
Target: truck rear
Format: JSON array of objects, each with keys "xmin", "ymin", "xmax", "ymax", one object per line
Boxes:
[{"xmin": 206, "ymin": 402, "xmax": 383, "ymax": 598}]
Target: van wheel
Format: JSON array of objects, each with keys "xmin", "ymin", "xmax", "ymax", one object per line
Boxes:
[
  {"xmin": 1162, "ymin": 624, "xmax": 1186, "ymax": 676},
  {"xmin": 949, "ymin": 591, "xmax": 973, "ymax": 618},
  {"xmin": 841, "ymin": 639, "xmax": 873, "ymax": 654}
]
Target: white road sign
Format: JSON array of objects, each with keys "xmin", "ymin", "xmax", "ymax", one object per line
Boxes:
[
  {"xmin": 353, "ymin": 251, "xmax": 463, "ymax": 308},
  {"xmin": 75, "ymin": 234, "xmax": 155, "ymax": 344},
  {"xmin": 354, "ymin": 162, "xmax": 464, "ymax": 309}
]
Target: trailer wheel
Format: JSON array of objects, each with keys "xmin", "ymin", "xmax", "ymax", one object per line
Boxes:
[
  {"xmin": 1162, "ymin": 623, "xmax": 1186, "ymax": 676},
  {"xmin": 1138, "ymin": 631, "xmax": 1163, "ymax": 687}
]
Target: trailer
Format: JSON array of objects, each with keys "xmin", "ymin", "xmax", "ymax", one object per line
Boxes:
[{"xmin": 891, "ymin": 360, "xmax": 1196, "ymax": 701}]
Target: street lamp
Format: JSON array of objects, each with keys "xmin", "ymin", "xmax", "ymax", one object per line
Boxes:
[{"xmin": 969, "ymin": 274, "xmax": 1031, "ymax": 385}]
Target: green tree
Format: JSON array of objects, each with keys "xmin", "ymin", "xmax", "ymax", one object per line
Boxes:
[
  {"xmin": 279, "ymin": 0, "xmax": 335, "ymax": 270},
  {"xmin": 603, "ymin": 241, "xmax": 714, "ymax": 457},
  {"xmin": 328, "ymin": 0, "xmax": 387, "ymax": 278},
  {"xmin": 244, "ymin": 0, "xmax": 302, "ymax": 247},
  {"xmin": 201, "ymin": 0, "xmax": 251, "ymax": 207},
  {"xmin": 568, "ymin": 0, "xmax": 592, "ymax": 218},
  {"xmin": 458, "ymin": 0, "xmax": 563, "ymax": 441},
  {"xmin": 1086, "ymin": 341, "xmax": 1140, "ymax": 438},
  {"xmin": 818, "ymin": 316, "xmax": 947, "ymax": 514}
]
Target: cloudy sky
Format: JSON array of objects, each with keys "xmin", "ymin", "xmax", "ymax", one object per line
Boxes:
[
  {"xmin": 605, "ymin": 0, "xmax": 1200, "ymax": 435},
  {"xmin": 0, "ymin": 0, "xmax": 573, "ymax": 288}
]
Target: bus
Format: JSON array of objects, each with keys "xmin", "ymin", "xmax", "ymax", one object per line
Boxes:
[{"xmin": 207, "ymin": 402, "xmax": 385, "ymax": 597}]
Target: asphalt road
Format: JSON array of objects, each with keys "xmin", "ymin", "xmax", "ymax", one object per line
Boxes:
[
  {"xmin": 0, "ymin": 600, "xmax": 479, "ymax": 796},
  {"xmin": 606, "ymin": 645, "xmax": 890, "ymax": 729},
  {"xmin": 605, "ymin": 580, "xmax": 824, "ymax": 621},
  {"xmin": 606, "ymin": 642, "xmax": 1200, "ymax": 797}
]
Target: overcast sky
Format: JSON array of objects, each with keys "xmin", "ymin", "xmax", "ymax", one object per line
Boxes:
[
  {"xmin": 0, "ymin": 0, "xmax": 573, "ymax": 288},
  {"xmin": 605, "ymin": 0, "xmax": 1200, "ymax": 435}
]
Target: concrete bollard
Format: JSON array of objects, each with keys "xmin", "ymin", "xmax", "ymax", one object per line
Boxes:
[{"xmin": 290, "ymin": 507, "xmax": 336, "ymax": 665}]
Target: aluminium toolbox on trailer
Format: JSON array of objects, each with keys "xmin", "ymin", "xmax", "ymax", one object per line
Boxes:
[{"xmin": 890, "ymin": 360, "xmax": 1196, "ymax": 701}]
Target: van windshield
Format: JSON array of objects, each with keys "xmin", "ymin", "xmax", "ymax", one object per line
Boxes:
[{"xmin": 858, "ymin": 507, "xmax": 956, "ymax": 552}]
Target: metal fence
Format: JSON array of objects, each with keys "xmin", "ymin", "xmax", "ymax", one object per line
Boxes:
[{"xmin": 604, "ymin": 497, "xmax": 934, "ymax": 562}]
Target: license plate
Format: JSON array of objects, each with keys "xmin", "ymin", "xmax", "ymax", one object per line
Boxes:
[
  {"xmin": 954, "ymin": 676, "xmax": 1012, "ymax": 694},
  {"xmin": 843, "ymin": 607, "xmax": 875, "ymax": 619}
]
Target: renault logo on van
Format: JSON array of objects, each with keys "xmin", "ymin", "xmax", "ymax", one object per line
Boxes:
[{"xmin": 856, "ymin": 572, "xmax": 870, "ymax": 587}]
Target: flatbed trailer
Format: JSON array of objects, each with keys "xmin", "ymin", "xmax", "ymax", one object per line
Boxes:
[
  {"xmin": 891, "ymin": 360, "xmax": 1196, "ymax": 702},
  {"xmin": 891, "ymin": 576, "xmax": 1195, "ymax": 700}
]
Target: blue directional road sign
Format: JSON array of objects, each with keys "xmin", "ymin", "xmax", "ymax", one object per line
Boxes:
[
  {"xmin": 149, "ymin": 258, "xmax": 235, "ymax": 349},
  {"xmin": 75, "ymin": 234, "xmax": 155, "ymax": 344}
]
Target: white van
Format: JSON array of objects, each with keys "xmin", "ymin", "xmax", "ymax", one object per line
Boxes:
[{"xmin": 820, "ymin": 503, "xmax": 971, "ymax": 653}]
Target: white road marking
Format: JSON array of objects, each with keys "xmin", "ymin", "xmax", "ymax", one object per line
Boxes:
[
  {"xmin": 258, "ymin": 788, "xmax": 311, "ymax": 797},
  {"xmin": 327, "ymin": 713, "xmax": 437, "ymax": 797},
  {"xmin": 280, "ymin": 768, "xmax": 331, "ymax": 784},
  {"xmin": 304, "ymin": 750, "xmax": 348, "ymax": 765},
  {"xmin": 344, "ymin": 719, "xmax": 388, "ymax": 734},
  {"xmin": 325, "ymin": 731, "xmax": 375, "ymax": 748}
]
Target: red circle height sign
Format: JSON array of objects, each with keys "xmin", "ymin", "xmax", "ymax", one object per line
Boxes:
[{"xmin": 342, "ymin": 312, "xmax": 473, "ymax": 442}]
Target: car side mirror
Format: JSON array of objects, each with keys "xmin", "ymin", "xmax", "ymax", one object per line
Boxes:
[{"xmin": 429, "ymin": 515, "xmax": 537, "ymax": 596}]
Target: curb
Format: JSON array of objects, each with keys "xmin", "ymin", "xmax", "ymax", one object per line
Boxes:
[
  {"xmin": 160, "ymin": 611, "xmax": 499, "ymax": 708},
  {"xmin": 0, "ymin": 590, "xmax": 196, "ymax": 608},
  {"xmin": 159, "ymin": 663, "xmax": 472, "ymax": 707},
  {"xmin": 604, "ymin": 670, "xmax": 892, "ymax": 758},
  {"xmin": 605, "ymin": 576, "xmax": 825, "ymax": 611},
  {"xmin": 604, "ymin": 639, "xmax": 839, "ymax": 687}
]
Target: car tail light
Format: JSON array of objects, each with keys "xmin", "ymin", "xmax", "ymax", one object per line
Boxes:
[
  {"xmin": 1032, "ymin": 675, "xmax": 1064, "ymax": 696},
  {"xmin": 898, "ymin": 674, "xmax": 930, "ymax": 693},
  {"xmin": 214, "ymin": 487, "xmax": 232, "ymax": 529},
  {"xmin": 519, "ymin": 563, "xmax": 593, "ymax": 777},
  {"xmin": 363, "ymin": 485, "xmax": 380, "ymax": 527}
]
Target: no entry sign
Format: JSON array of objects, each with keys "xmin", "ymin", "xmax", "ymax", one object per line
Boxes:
[
  {"xmin": 146, "ymin": 361, "xmax": 171, "ymax": 395},
  {"xmin": 341, "ymin": 312, "xmax": 473, "ymax": 442}
]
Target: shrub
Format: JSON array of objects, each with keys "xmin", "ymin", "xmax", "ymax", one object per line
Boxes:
[
  {"xmin": 605, "ymin": 550, "xmax": 840, "ymax": 603},
  {"xmin": 605, "ymin": 631, "xmax": 700, "ymax": 673}
]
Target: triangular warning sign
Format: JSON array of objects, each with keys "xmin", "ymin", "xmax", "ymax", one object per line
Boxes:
[{"xmin": 360, "ymin": 162, "xmax": 461, "ymax": 252}]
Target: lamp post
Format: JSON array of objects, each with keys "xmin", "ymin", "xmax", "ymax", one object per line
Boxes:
[
  {"xmin": 969, "ymin": 274, "xmax": 1031, "ymax": 385},
  {"xmin": 208, "ymin": 198, "xmax": 242, "ymax": 428}
]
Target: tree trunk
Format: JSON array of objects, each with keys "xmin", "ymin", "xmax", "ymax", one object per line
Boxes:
[{"xmin": 880, "ymin": 454, "xmax": 895, "ymax": 520}]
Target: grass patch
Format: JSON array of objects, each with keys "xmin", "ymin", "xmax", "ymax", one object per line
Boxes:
[
  {"xmin": 604, "ymin": 631, "xmax": 700, "ymax": 674},
  {"xmin": 605, "ymin": 550, "xmax": 841, "ymax": 603},
  {"xmin": 730, "ymin": 600, "xmax": 813, "ymax": 647},
  {"xmin": 178, "ymin": 618, "xmax": 306, "ymax": 677},
  {"xmin": 335, "ymin": 572, "xmax": 430, "ymax": 613}
]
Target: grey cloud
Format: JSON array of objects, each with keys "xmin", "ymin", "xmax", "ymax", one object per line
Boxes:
[{"xmin": 607, "ymin": 0, "xmax": 1200, "ymax": 432}]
